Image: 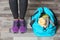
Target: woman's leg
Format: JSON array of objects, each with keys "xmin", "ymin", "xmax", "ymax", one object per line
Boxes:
[
  {"xmin": 9, "ymin": 0, "xmax": 19, "ymax": 33},
  {"xmin": 19, "ymin": 0, "xmax": 28, "ymax": 33},
  {"xmin": 9, "ymin": 0, "xmax": 18, "ymax": 19},
  {"xmin": 19, "ymin": 0, "xmax": 28, "ymax": 19}
]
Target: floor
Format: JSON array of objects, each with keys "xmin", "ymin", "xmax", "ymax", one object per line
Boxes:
[{"xmin": 0, "ymin": 0, "xmax": 60, "ymax": 40}]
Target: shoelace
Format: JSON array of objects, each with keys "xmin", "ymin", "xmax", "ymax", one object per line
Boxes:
[
  {"xmin": 20, "ymin": 21, "xmax": 25, "ymax": 26},
  {"xmin": 13, "ymin": 21, "xmax": 18, "ymax": 27}
]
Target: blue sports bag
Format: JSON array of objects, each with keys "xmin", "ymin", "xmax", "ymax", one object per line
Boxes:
[{"xmin": 30, "ymin": 7, "xmax": 57, "ymax": 37}]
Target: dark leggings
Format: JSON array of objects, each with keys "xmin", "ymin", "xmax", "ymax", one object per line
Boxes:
[{"xmin": 9, "ymin": 0, "xmax": 28, "ymax": 19}]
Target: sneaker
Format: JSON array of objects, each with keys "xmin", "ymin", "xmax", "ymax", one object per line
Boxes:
[
  {"xmin": 19, "ymin": 19, "xmax": 27, "ymax": 33},
  {"xmin": 11, "ymin": 20, "xmax": 19, "ymax": 33}
]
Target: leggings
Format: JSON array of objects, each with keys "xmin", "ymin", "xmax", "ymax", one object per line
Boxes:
[{"xmin": 9, "ymin": 0, "xmax": 28, "ymax": 19}]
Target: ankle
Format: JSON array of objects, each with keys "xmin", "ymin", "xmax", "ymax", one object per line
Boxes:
[
  {"xmin": 19, "ymin": 19, "xmax": 25, "ymax": 21},
  {"xmin": 14, "ymin": 19, "xmax": 18, "ymax": 21}
]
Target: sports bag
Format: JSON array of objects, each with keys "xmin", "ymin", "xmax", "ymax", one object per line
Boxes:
[{"xmin": 30, "ymin": 7, "xmax": 57, "ymax": 37}]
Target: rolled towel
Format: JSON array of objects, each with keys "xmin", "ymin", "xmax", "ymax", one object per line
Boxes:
[{"xmin": 38, "ymin": 14, "xmax": 49, "ymax": 28}]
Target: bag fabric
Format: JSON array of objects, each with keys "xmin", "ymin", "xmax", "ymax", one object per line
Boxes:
[{"xmin": 30, "ymin": 7, "xmax": 57, "ymax": 37}]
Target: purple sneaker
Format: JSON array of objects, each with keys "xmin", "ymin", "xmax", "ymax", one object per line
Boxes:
[
  {"xmin": 11, "ymin": 20, "xmax": 19, "ymax": 33},
  {"xmin": 19, "ymin": 20, "xmax": 27, "ymax": 33}
]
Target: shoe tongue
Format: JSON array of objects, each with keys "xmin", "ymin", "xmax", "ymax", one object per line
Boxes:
[
  {"xmin": 13, "ymin": 20, "xmax": 18, "ymax": 27},
  {"xmin": 20, "ymin": 21, "xmax": 24, "ymax": 24},
  {"xmin": 20, "ymin": 20, "xmax": 25, "ymax": 26}
]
